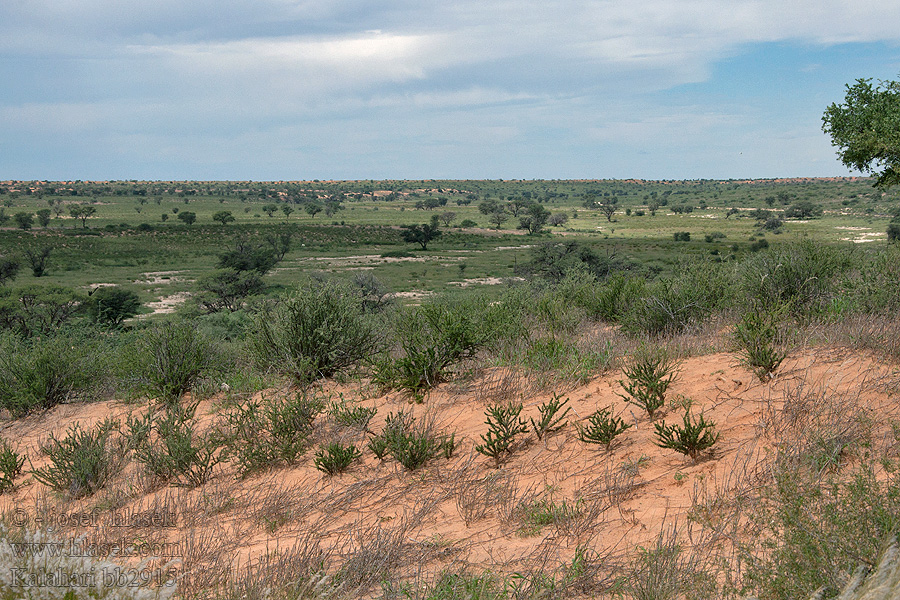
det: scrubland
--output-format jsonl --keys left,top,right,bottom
{"left": 1, "top": 178, "right": 900, "bottom": 599}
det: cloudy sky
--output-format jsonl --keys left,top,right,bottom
{"left": 2, "top": 1, "right": 899, "bottom": 181}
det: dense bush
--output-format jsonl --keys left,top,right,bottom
{"left": 31, "top": 419, "right": 124, "bottom": 499}
{"left": 0, "top": 285, "right": 83, "bottom": 337}
{"left": 250, "top": 279, "right": 382, "bottom": 384}
{"left": 0, "top": 332, "right": 107, "bottom": 417}
{"left": 374, "top": 296, "right": 491, "bottom": 397}
{"left": 130, "top": 403, "right": 221, "bottom": 488}
{"left": 85, "top": 287, "right": 142, "bottom": 326}
{"left": 621, "top": 262, "right": 731, "bottom": 335}
{"left": 126, "top": 321, "right": 219, "bottom": 403}
{"left": 738, "top": 240, "right": 850, "bottom": 313}
{"left": 223, "top": 393, "right": 325, "bottom": 477}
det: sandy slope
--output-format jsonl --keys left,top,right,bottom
{"left": 2, "top": 346, "right": 899, "bottom": 595}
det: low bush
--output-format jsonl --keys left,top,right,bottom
{"left": 733, "top": 307, "right": 786, "bottom": 381}
{"left": 313, "top": 442, "right": 360, "bottom": 476}
{"left": 475, "top": 403, "right": 528, "bottom": 466}
{"left": 374, "top": 297, "right": 491, "bottom": 398}
{"left": 530, "top": 393, "right": 571, "bottom": 440}
{"left": 654, "top": 410, "right": 718, "bottom": 460}
{"left": 131, "top": 404, "right": 221, "bottom": 488}
{"left": 618, "top": 345, "right": 680, "bottom": 420}
{"left": 223, "top": 393, "right": 325, "bottom": 478}
{"left": 330, "top": 397, "right": 377, "bottom": 431}
{"left": 576, "top": 406, "right": 631, "bottom": 450}
{"left": 369, "top": 411, "right": 455, "bottom": 470}
{"left": 620, "top": 262, "right": 731, "bottom": 335}
{"left": 0, "top": 438, "right": 25, "bottom": 493}
{"left": 250, "top": 279, "right": 382, "bottom": 385}
{"left": 126, "top": 321, "right": 219, "bottom": 404}
{"left": 746, "top": 463, "right": 900, "bottom": 600}
{"left": 85, "top": 287, "right": 142, "bottom": 326}
{"left": 30, "top": 419, "right": 124, "bottom": 499}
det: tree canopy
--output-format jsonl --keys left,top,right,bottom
{"left": 823, "top": 77, "right": 900, "bottom": 189}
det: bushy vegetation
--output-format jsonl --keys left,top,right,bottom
{"left": 0, "top": 331, "right": 107, "bottom": 417}
{"left": 30, "top": 419, "right": 124, "bottom": 499}
{"left": 5, "top": 177, "right": 900, "bottom": 599}
{"left": 250, "top": 279, "right": 382, "bottom": 385}
{"left": 126, "top": 322, "right": 219, "bottom": 403}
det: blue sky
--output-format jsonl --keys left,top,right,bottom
{"left": 2, "top": 0, "right": 899, "bottom": 181}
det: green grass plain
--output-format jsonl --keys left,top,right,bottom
{"left": 0, "top": 177, "right": 895, "bottom": 313}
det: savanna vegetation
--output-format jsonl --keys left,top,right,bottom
{"left": 2, "top": 80, "right": 900, "bottom": 600}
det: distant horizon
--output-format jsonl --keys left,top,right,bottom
{"left": 0, "top": 176, "right": 875, "bottom": 186}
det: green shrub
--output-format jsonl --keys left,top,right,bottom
{"left": 86, "top": 287, "right": 142, "bottom": 326}
{"left": 475, "top": 403, "right": 528, "bottom": 466}
{"left": 250, "top": 279, "right": 382, "bottom": 385}
{"left": 374, "top": 297, "right": 490, "bottom": 398}
{"left": 739, "top": 241, "right": 851, "bottom": 313}
{"left": 30, "top": 420, "right": 124, "bottom": 499}
{"left": 132, "top": 404, "right": 221, "bottom": 487}
{"left": 127, "top": 321, "right": 218, "bottom": 403}
{"left": 618, "top": 346, "right": 680, "bottom": 420}
{"left": 576, "top": 406, "right": 631, "bottom": 450}
{"left": 223, "top": 393, "right": 325, "bottom": 477}
{"left": 530, "top": 393, "right": 571, "bottom": 440}
{"left": 733, "top": 308, "right": 786, "bottom": 381}
{"left": 620, "top": 262, "right": 730, "bottom": 335}
{"left": 0, "top": 332, "right": 107, "bottom": 417}
{"left": 330, "top": 398, "right": 377, "bottom": 431}
{"left": 368, "top": 411, "right": 455, "bottom": 470}
{"left": 313, "top": 442, "right": 360, "bottom": 476}
{"left": 673, "top": 231, "right": 691, "bottom": 242}
{"left": 0, "top": 438, "right": 25, "bottom": 493}
{"left": 654, "top": 410, "right": 718, "bottom": 460}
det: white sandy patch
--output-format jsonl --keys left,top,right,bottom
{"left": 835, "top": 226, "right": 871, "bottom": 231}
{"left": 138, "top": 271, "right": 187, "bottom": 284}
{"left": 449, "top": 277, "right": 525, "bottom": 287}
{"left": 140, "top": 292, "right": 191, "bottom": 317}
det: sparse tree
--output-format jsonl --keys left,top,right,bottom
{"left": 438, "top": 211, "right": 456, "bottom": 227}
{"left": 599, "top": 197, "right": 619, "bottom": 222}
{"left": 177, "top": 211, "right": 196, "bottom": 225}
{"left": 212, "top": 210, "right": 235, "bottom": 225}
{"left": 36, "top": 209, "right": 52, "bottom": 228}
{"left": 519, "top": 204, "right": 550, "bottom": 235}
{"left": 488, "top": 209, "right": 509, "bottom": 229}
{"left": 305, "top": 202, "right": 323, "bottom": 218}
{"left": 548, "top": 212, "right": 569, "bottom": 227}
{"left": 86, "top": 287, "right": 141, "bottom": 327}
{"left": 0, "top": 256, "right": 19, "bottom": 286}
{"left": 262, "top": 204, "right": 278, "bottom": 217}
{"left": 14, "top": 212, "right": 33, "bottom": 230}
{"left": 281, "top": 205, "right": 294, "bottom": 219}
{"left": 401, "top": 221, "right": 442, "bottom": 250}
{"left": 24, "top": 246, "right": 52, "bottom": 277}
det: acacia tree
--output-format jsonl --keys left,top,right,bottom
{"left": 823, "top": 76, "right": 900, "bottom": 189}
{"left": 519, "top": 204, "right": 550, "bottom": 235}
{"left": 402, "top": 220, "right": 442, "bottom": 250}
{"left": 212, "top": 210, "right": 235, "bottom": 225}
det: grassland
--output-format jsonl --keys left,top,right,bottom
{"left": 0, "top": 177, "right": 893, "bottom": 310}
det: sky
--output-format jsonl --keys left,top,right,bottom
{"left": 2, "top": 0, "right": 900, "bottom": 181}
